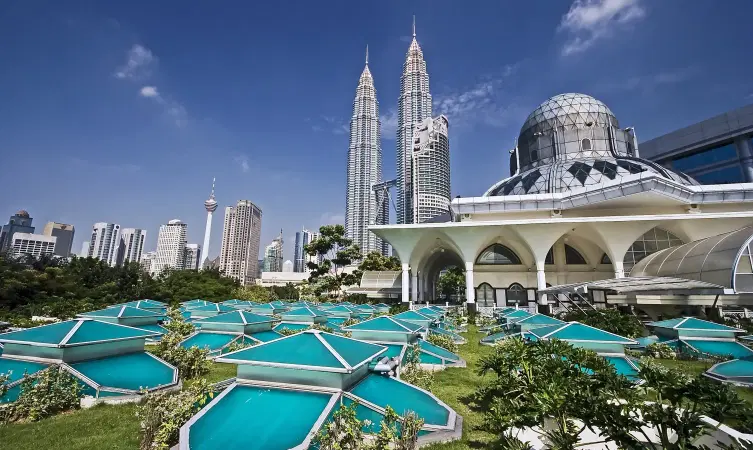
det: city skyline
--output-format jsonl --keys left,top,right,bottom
{"left": 2, "top": 1, "right": 753, "bottom": 262}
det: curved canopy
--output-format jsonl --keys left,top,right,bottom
{"left": 630, "top": 225, "right": 753, "bottom": 293}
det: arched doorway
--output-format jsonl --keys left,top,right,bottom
{"left": 476, "top": 282, "right": 495, "bottom": 307}
{"left": 506, "top": 282, "right": 526, "bottom": 306}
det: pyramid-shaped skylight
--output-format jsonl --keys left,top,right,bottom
{"left": 528, "top": 322, "right": 636, "bottom": 345}
{"left": 415, "top": 307, "right": 441, "bottom": 317}
{"left": 649, "top": 317, "right": 743, "bottom": 332}
{"left": 514, "top": 314, "right": 564, "bottom": 326}
{"left": 344, "top": 316, "right": 423, "bottom": 333}
{"left": 393, "top": 310, "right": 434, "bottom": 322}
{"left": 191, "top": 303, "right": 235, "bottom": 313}
{"left": 0, "top": 319, "right": 159, "bottom": 347}
{"left": 327, "top": 305, "right": 357, "bottom": 313}
{"left": 119, "top": 299, "right": 167, "bottom": 310}
{"left": 284, "top": 306, "right": 328, "bottom": 317}
{"left": 196, "top": 311, "right": 275, "bottom": 325}
{"left": 218, "top": 330, "right": 386, "bottom": 372}
{"left": 79, "top": 305, "right": 161, "bottom": 319}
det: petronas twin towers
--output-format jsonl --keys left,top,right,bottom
{"left": 345, "top": 19, "right": 450, "bottom": 256}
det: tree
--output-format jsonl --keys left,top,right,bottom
{"left": 560, "top": 308, "right": 644, "bottom": 338}
{"left": 271, "top": 283, "right": 299, "bottom": 300}
{"left": 436, "top": 266, "right": 465, "bottom": 302}
{"left": 232, "top": 284, "right": 277, "bottom": 303}
{"left": 358, "top": 251, "right": 401, "bottom": 272}
{"left": 305, "top": 225, "right": 362, "bottom": 297}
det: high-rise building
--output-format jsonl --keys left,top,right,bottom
{"left": 10, "top": 233, "right": 56, "bottom": 259}
{"left": 293, "top": 228, "right": 314, "bottom": 272}
{"left": 411, "top": 115, "right": 451, "bottom": 222}
{"left": 80, "top": 241, "right": 90, "bottom": 258}
{"left": 346, "top": 46, "right": 384, "bottom": 255}
{"left": 282, "top": 260, "right": 294, "bottom": 272}
{"left": 140, "top": 251, "right": 157, "bottom": 274}
{"left": 396, "top": 18, "right": 434, "bottom": 224}
{"left": 152, "top": 219, "right": 187, "bottom": 276}
{"left": 119, "top": 228, "right": 147, "bottom": 265}
{"left": 42, "top": 222, "right": 75, "bottom": 257}
{"left": 184, "top": 244, "right": 201, "bottom": 270}
{"left": 201, "top": 178, "right": 217, "bottom": 269}
{"left": 0, "top": 210, "right": 35, "bottom": 253}
{"left": 263, "top": 230, "right": 284, "bottom": 272}
{"left": 219, "top": 200, "right": 263, "bottom": 285}
{"left": 88, "top": 222, "right": 121, "bottom": 266}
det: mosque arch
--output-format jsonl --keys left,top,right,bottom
{"left": 624, "top": 226, "right": 685, "bottom": 273}
{"left": 476, "top": 244, "right": 522, "bottom": 265}
{"left": 564, "top": 244, "right": 587, "bottom": 265}
{"left": 476, "top": 282, "right": 495, "bottom": 307}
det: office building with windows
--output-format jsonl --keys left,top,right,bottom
{"left": 152, "top": 220, "right": 187, "bottom": 276}
{"left": 410, "top": 115, "right": 451, "bottom": 223}
{"left": 10, "top": 233, "right": 56, "bottom": 259}
{"left": 263, "top": 231, "right": 283, "bottom": 273}
{"left": 117, "top": 228, "right": 146, "bottom": 265}
{"left": 42, "top": 222, "right": 75, "bottom": 257}
{"left": 80, "top": 241, "right": 90, "bottom": 258}
{"left": 219, "top": 200, "right": 262, "bottom": 285}
{"left": 88, "top": 222, "right": 121, "bottom": 266}
{"left": 184, "top": 244, "right": 201, "bottom": 270}
{"left": 640, "top": 103, "right": 753, "bottom": 184}
{"left": 293, "top": 228, "right": 320, "bottom": 272}
{"left": 0, "top": 210, "right": 35, "bottom": 253}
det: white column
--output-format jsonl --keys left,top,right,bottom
{"left": 536, "top": 260, "right": 547, "bottom": 306}
{"left": 465, "top": 261, "right": 475, "bottom": 304}
{"left": 200, "top": 211, "right": 213, "bottom": 269}
{"left": 411, "top": 273, "right": 419, "bottom": 303}
{"left": 613, "top": 260, "right": 625, "bottom": 279}
{"left": 401, "top": 263, "right": 410, "bottom": 304}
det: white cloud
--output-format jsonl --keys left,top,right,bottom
{"left": 559, "top": 0, "right": 645, "bottom": 55}
{"left": 319, "top": 212, "right": 345, "bottom": 226}
{"left": 379, "top": 109, "right": 398, "bottom": 139}
{"left": 234, "top": 155, "right": 250, "bottom": 173}
{"left": 597, "top": 67, "right": 695, "bottom": 92}
{"left": 320, "top": 116, "right": 350, "bottom": 135}
{"left": 139, "top": 86, "right": 159, "bottom": 98}
{"left": 114, "top": 44, "right": 155, "bottom": 79}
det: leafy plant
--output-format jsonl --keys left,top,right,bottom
{"left": 304, "top": 225, "right": 363, "bottom": 297}
{"left": 437, "top": 266, "right": 465, "bottom": 302}
{"left": 341, "top": 318, "right": 361, "bottom": 328}
{"left": 224, "top": 340, "right": 255, "bottom": 353}
{"left": 152, "top": 316, "right": 210, "bottom": 379}
{"left": 1, "top": 366, "right": 82, "bottom": 423}
{"left": 311, "top": 324, "right": 334, "bottom": 333}
{"left": 400, "top": 344, "right": 434, "bottom": 392}
{"left": 426, "top": 332, "right": 458, "bottom": 353}
{"left": 277, "top": 327, "right": 303, "bottom": 336}
{"left": 232, "top": 284, "right": 277, "bottom": 303}
{"left": 559, "top": 308, "right": 644, "bottom": 338}
{"left": 137, "top": 378, "right": 214, "bottom": 450}
{"left": 0, "top": 371, "right": 10, "bottom": 399}
{"left": 646, "top": 342, "right": 676, "bottom": 359}
{"left": 313, "top": 400, "right": 365, "bottom": 449}
{"left": 389, "top": 304, "right": 409, "bottom": 315}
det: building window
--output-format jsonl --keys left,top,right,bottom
{"left": 624, "top": 227, "right": 684, "bottom": 273}
{"left": 476, "top": 283, "right": 495, "bottom": 307}
{"left": 672, "top": 143, "right": 738, "bottom": 172}
{"left": 581, "top": 138, "right": 592, "bottom": 151}
{"left": 476, "top": 244, "right": 522, "bottom": 265}
{"left": 530, "top": 150, "right": 538, "bottom": 161}
{"left": 564, "top": 244, "right": 587, "bottom": 264}
{"left": 506, "top": 283, "right": 526, "bottom": 305}
{"left": 694, "top": 165, "right": 744, "bottom": 184}
{"left": 601, "top": 253, "right": 612, "bottom": 264}
{"left": 545, "top": 248, "right": 554, "bottom": 265}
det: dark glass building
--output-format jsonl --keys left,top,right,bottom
{"left": 0, "top": 210, "right": 35, "bottom": 253}
{"left": 639, "top": 103, "right": 753, "bottom": 184}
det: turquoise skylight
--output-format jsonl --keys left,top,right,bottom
{"left": 343, "top": 316, "right": 422, "bottom": 333}
{"left": 649, "top": 317, "right": 743, "bottom": 332}
{"left": 284, "top": 306, "right": 328, "bottom": 317}
{"left": 195, "top": 311, "right": 275, "bottom": 326}
{"left": 392, "top": 311, "right": 434, "bottom": 322}
{"left": 682, "top": 339, "right": 753, "bottom": 359}
{"left": 528, "top": 322, "right": 636, "bottom": 344}
{"left": 0, "top": 319, "right": 158, "bottom": 347}
{"left": 79, "top": 305, "right": 161, "bottom": 319}
{"left": 70, "top": 352, "right": 176, "bottom": 392}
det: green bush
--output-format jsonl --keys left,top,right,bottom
{"left": 277, "top": 327, "right": 303, "bottom": 336}
{"left": 137, "top": 378, "right": 214, "bottom": 450}
{"left": 646, "top": 342, "right": 676, "bottom": 359}
{"left": 0, "top": 371, "right": 10, "bottom": 399}
{"left": 1, "top": 366, "right": 82, "bottom": 423}
{"left": 400, "top": 344, "right": 434, "bottom": 392}
{"left": 224, "top": 340, "right": 255, "bottom": 353}
{"left": 341, "top": 318, "right": 361, "bottom": 328}
{"left": 560, "top": 308, "right": 645, "bottom": 338}
{"left": 152, "top": 316, "right": 210, "bottom": 380}
{"left": 426, "top": 333, "right": 458, "bottom": 354}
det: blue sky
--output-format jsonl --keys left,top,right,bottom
{"left": 1, "top": 0, "right": 752, "bottom": 261}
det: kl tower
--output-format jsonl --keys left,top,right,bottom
{"left": 201, "top": 178, "right": 217, "bottom": 269}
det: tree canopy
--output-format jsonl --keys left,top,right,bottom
{"left": 304, "top": 225, "right": 362, "bottom": 297}
{"left": 437, "top": 266, "right": 465, "bottom": 302}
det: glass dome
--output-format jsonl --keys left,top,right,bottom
{"left": 485, "top": 93, "right": 698, "bottom": 196}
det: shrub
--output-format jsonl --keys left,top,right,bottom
{"left": 646, "top": 342, "right": 676, "bottom": 359}
{"left": 152, "top": 332, "right": 210, "bottom": 379}
{"left": 389, "top": 304, "right": 409, "bottom": 315}
{"left": 400, "top": 344, "right": 434, "bottom": 392}
{"left": 426, "top": 333, "right": 458, "bottom": 354}
{"left": 313, "top": 402, "right": 423, "bottom": 450}
{"left": 341, "top": 318, "right": 361, "bottom": 328}
{"left": 224, "top": 340, "right": 255, "bottom": 353}
{"left": 137, "top": 378, "right": 214, "bottom": 450}
{"left": 277, "top": 327, "right": 304, "bottom": 336}
{"left": 0, "top": 371, "right": 10, "bottom": 398}
{"left": 560, "top": 308, "right": 644, "bottom": 338}
{"left": 1, "top": 367, "right": 81, "bottom": 423}
{"left": 162, "top": 308, "right": 195, "bottom": 337}
{"left": 311, "top": 324, "right": 334, "bottom": 333}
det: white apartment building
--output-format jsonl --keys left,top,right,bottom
{"left": 140, "top": 251, "right": 157, "bottom": 274}
{"left": 219, "top": 200, "right": 262, "bottom": 285}
{"left": 151, "top": 219, "right": 187, "bottom": 276}
{"left": 80, "top": 241, "right": 90, "bottom": 258}
{"left": 184, "top": 244, "right": 201, "bottom": 270}
{"left": 119, "top": 228, "right": 147, "bottom": 265}
{"left": 88, "top": 222, "right": 121, "bottom": 266}
{"left": 11, "top": 233, "right": 56, "bottom": 259}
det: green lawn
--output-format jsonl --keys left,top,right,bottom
{"left": 0, "top": 403, "right": 139, "bottom": 450}
{"left": 424, "top": 326, "right": 494, "bottom": 449}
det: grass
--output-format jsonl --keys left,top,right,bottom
{"left": 424, "top": 326, "right": 494, "bottom": 449}
{"left": 0, "top": 403, "right": 139, "bottom": 450}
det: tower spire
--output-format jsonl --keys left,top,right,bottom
{"left": 210, "top": 177, "right": 216, "bottom": 199}
{"left": 365, "top": 45, "right": 369, "bottom": 65}
{"left": 412, "top": 15, "right": 416, "bottom": 37}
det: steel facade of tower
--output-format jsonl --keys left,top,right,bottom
{"left": 345, "top": 49, "right": 384, "bottom": 255}
{"left": 396, "top": 23, "right": 434, "bottom": 224}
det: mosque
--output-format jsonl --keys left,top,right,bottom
{"left": 370, "top": 94, "right": 753, "bottom": 315}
